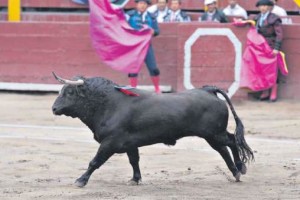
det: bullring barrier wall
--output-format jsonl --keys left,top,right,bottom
{"left": 0, "top": 21, "right": 299, "bottom": 99}
{"left": 0, "top": 0, "right": 299, "bottom": 12}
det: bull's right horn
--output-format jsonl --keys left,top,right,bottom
{"left": 52, "top": 72, "right": 84, "bottom": 85}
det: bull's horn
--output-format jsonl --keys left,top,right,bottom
{"left": 52, "top": 72, "right": 84, "bottom": 85}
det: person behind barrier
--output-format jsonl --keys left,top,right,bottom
{"left": 147, "top": 0, "right": 170, "bottom": 23}
{"left": 223, "top": 0, "right": 248, "bottom": 20}
{"left": 255, "top": 0, "right": 283, "bottom": 101}
{"left": 163, "top": 0, "right": 191, "bottom": 22}
{"left": 200, "top": 0, "right": 228, "bottom": 23}
{"left": 126, "top": 0, "right": 161, "bottom": 93}
{"left": 271, "top": 0, "right": 287, "bottom": 17}
{"left": 236, "top": 0, "right": 285, "bottom": 102}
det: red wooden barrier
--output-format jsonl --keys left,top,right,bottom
{"left": 0, "top": 12, "right": 90, "bottom": 22}
{"left": 0, "top": 22, "right": 178, "bottom": 91}
{"left": 1, "top": 21, "right": 300, "bottom": 99}
{"left": 0, "top": 0, "right": 299, "bottom": 12}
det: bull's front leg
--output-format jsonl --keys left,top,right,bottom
{"left": 75, "top": 142, "right": 114, "bottom": 187}
{"left": 127, "top": 148, "right": 142, "bottom": 185}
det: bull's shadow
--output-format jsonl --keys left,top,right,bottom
{"left": 51, "top": 72, "right": 254, "bottom": 187}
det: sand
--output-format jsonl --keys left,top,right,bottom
{"left": 0, "top": 92, "right": 299, "bottom": 199}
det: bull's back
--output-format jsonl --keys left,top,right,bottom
{"left": 177, "top": 89, "right": 229, "bottom": 134}
{"left": 128, "top": 89, "right": 229, "bottom": 142}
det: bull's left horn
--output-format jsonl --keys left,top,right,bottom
{"left": 52, "top": 72, "right": 84, "bottom": 85}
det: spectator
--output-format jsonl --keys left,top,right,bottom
{"left": 271, "top": 0, "right": 287, "bottom": 17}
{"left": 163, "top": 0, "right": 191, "bottom": 22}
{"left": 223, "top": 0, "right": 248, "bottom": 20}
{"left": 148, "top": 0, "right": 170, "bottom": 23}
{"left": 200, "top": 0, "right": 228, "bottom": 23}
{"left": 126, "top": 0, "right": 161, "bottom": 93}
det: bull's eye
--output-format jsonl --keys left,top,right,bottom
{"left": 67, "top": 90, "right": 74, "bottom": 96}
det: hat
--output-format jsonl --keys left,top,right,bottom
{"left": 204, "top": 0, "right": 216, "bottom": 5}
{"left": 256, "top": 0, "right": 274, "bottom": 7}
{"left": 135, "top": 0, "right": 152, "bottom": 5}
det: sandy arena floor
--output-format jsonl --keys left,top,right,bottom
{"left": 0, "top": 92, "right": 299, "bottom": 199}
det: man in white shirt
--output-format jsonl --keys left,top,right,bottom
{"left": 271, "top": 0, "right": 287, "bottom": 17}
{"left": 147, "top": 0, "right": 170, "bottom": 23}
{"left": 223, "top": 0, "right": 248, "bottom": 20}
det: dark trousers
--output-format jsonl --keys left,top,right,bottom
{"left": 128, "top": 44, "right": 160, "bottom": 77}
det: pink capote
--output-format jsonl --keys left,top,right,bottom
{"left": 89, "top": 0, "right": 152, "bottom": 73}
{"left": 234, "top": 20, "right": 288, "bottom": 91}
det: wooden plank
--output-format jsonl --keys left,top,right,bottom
{"left": 191, "top": 67, "right": 235, "bottom": 82}
{"left": 21, "top": 12, "right": 89, "bottom": 22}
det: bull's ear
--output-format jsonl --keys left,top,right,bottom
{"left": 76, "top": 86, "right": 86, "bottom": 97}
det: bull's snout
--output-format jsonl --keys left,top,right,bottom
{"left": 52, "top": 106, "right": 58, "bottom": 115}
{"left": 52, "top": 105, "right": 61, "bottom": 115}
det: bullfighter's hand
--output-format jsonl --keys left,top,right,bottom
{"left": 273, "top": 49, "right": 279, "bottom": 55}
{"left": 150, "top": 28, "right": 155, "bottom": 36}
{"left": 233, "top": 18, "right": 242, "bottom": 22}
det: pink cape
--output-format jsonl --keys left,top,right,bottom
{"left": 239, "top": 27, "right": 288, "bottom": 91}
{"left": 89, "top": 0, "right": 152, "bottom": 73}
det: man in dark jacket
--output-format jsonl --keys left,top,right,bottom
{"left": 163, "top": 0, "right": 191, "bottom": 22}
{"left": 255, "top": 0, "right": 283, "bottom": 51}
{"left": 254, "top": 0, "right": 283, "bottom": 101}
{"left": 126, "top": 0, "right": 161, "bottom": 93}
{"left": 200, "top": 0, "right": 228, "bottom": 23}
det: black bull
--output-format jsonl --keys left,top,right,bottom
{"left": 51, "top": 73, "right": 254, "bottom": 187}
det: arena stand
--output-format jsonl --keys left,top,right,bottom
{"left": 0, "top": 0, "right": 300, "bottom": 99}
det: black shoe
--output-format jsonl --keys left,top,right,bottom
{"left": 260, "top": 95, "right": 270, "bottom": 101}
{"left": 269, "top": 98, "right": 277, "bottom": 103}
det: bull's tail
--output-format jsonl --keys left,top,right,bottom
{"left": 203, "top": 86, "right": 254, "bottom": 163}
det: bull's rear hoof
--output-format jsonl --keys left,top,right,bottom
{"left": 240, "top": 164, "right": 247, "bottom": 175}
{"left": 236, "top": 162, "right": 247, "bottom": 175}
{"left": 127, "top": 179, "right": 142, "bottom": 186}
{"left": 234, "top": 172, "right": 241, "bottom": 182}
{"left": 74, "top": 179, "right": 88, "bottom": 188}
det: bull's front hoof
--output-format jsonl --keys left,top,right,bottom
{"left": 127, "top": 178, "right": 142, "bottom": 186}
{"left": 234, "top": 172, "right": 241, "bottom": 182}
{"left": 74, "top": 178, "right": 88, "bottom": 188}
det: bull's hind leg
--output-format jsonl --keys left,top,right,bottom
{"left": 206, "top": 138, "right": 241, "bottom": 182}
{"left": 127, "top": 148, "right": 142, "bottom": 185}
{"left": 227, "top": 133, "right": 247, "bottom": 175}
